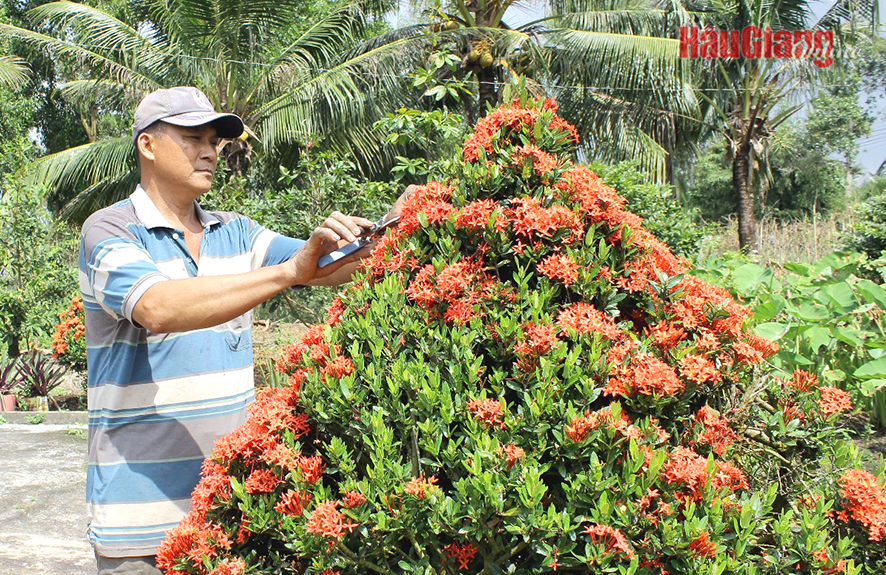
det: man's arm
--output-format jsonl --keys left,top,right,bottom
{"left": 133, "top": 212, "right": 371, "bottom": 333}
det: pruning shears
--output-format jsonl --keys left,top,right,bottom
{"left": 317, "top": 214, "right": 400, "bottom": 268}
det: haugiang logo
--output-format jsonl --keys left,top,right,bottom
{"left": 679, "top": 26, "right": 835, "bottom": 68}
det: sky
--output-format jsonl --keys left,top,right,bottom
{"left": 391, "top": 1, "right": 885, "bottom": 176}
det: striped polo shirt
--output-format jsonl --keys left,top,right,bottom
{"left": 80, "top": 186, "right": 303, "bottom": 557}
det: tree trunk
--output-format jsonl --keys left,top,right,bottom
{"left": 477, "top": 66, "right": 497, "bottom": 117}
{"left": 733, "top": 144, "right": 757, "bottom": 253}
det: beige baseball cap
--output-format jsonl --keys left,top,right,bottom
{"left": 132, "top": 87, "right": 244, "bottom": 145}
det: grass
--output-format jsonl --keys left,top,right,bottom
{"left": 699, "top": 211, "right": 856, "bottom": 267}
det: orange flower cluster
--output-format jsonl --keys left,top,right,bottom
{"left": 404, "top": 474, "right": 438, "bottom": 499}
{"left": 305, "top": 500, "right": 358, "bottom": 548}
{"left": 556, "top": 302, "right": 622, "bottom": 341}
{"left": 838, "top": 469, "right": 886, "bottom": 541}
{"left": 817, "top": 386, "right": 852, "bottom": 417}
{"left": 537, "top": 253, "right": 580, "bottom": 286}
{"left": 398, "top": 181, "right": 454, "bottom": 236}
{"left": 687, "top": 531, "right": 717, "bottom": 558}
{"left": 462, "top": 98, "right": 574, "bottom": 163}
{"left": 678, "top": 354, "right": 722, "bottom": 385}
{"left": 454, "top": 199, "right": 497, "bottom": 231}
{"left": 340, "top": 490, "right": 365, "bottom": 509}
{"left": 565, "top": 407, "right": 615, "bottom": 443}
{"left": 787, "top": 369, "right": 818, "bottom": 392}
{"left": 514, "top": 322, "right": 560, "bottom": 356}
{"left": 245, "top": 468, "right": 281, "bottom": 494}
{"left": 51, "top": 296, "right": 85, "bottom": 358}
{"left": 512, "top": 143, "right": 562, "bottom": 176}
{"left": 505, "top": 197, "right": 584, "bottom": 247}
{"left": 443, "top": 541, "right": 478, "bottom": 570}
{"left": 157, "top": 516, "right": 232, "bottom": 573}
{"left": 321, "top": 356, "right": 354, "bottom": 379}
{"left": 582, "top": 524, "right": 635, "bottom": 560}
{"left": 466, "top": 398, "right": 506, "bottom": 429}
{"left": 206, "top": 558, "right": 245, "bottom": 575}
{"left": 662, "top": 447, "right": 747, "bottom": 502}
{"left": 501, "top": 443, "right": 524, "bottom": 470}
{"left": 275, "top": 489, "right": 312, "bottom": 517}
{"left": 605, "top": 352, "right": 683, "bottom": 398}
{"left": 693, "top": 406, "right": 736, "bottom": 456}
{"left": 405, "top": 258, "right": 499, "bottom": 325}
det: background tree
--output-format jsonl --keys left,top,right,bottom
{"left": 0, "top": 0, "right": 428, "bottom": 222}
{"left": 687, "top": 0, "right": 879, "bottom": 252}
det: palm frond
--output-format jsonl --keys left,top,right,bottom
{"left": 0, "top": 55, "right": 29, "bottom": 89}
{"left": 0, "top": 23, "right": 162, "bottom": 92}
{"left": 24, "top": 137, "right": 136, "bottom": 217}
{"left": 256, "top": 33, "right": 429, "bottom": 151}
{"left": 59, "top": 169, "right": 140, "bottom": 223}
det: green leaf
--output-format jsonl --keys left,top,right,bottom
{"left": 820, "top": 281, "right": 857, "bottom": 311}
{"left": 855, "top": 357, "right": 886, "bottom": 379}
{"left": 753, "top": 322, "right": 790, "bottom": 341}
{"left": 857, "top": 279, "right": 886, "bottom": 310}
{"left": 805, "top": 326, "right": 832, "bottom": 354}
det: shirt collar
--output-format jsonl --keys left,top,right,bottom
{"left": 131, "top": 185, "right": 221, "bottom": 231}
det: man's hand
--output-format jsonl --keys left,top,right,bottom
{"left": 388, "top": 184, "right": 419, "bottom": 220}
{"left": 285, "top": 211, "right": 374, "bottom": 286}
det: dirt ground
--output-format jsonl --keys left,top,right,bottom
{"left": 0, "top": 424, "right": 93, "bottom": 575}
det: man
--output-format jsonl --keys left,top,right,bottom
{"left": 80, "top": 87, "right": 405, "bottom": 574}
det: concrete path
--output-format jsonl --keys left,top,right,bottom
{"left": 0, "top": 424, "right": 93, "bottom": 575}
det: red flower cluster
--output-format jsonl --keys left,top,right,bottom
{"left": 455, "top": 199, "right": 497, "bottom": 231}
{"left": 693, "top": 406, "right": 736, "bottom": 455}
{"left": 605, "top": 352, "right": 683, "bottom": 398}
{"left": 51, "top": 296, "right": 85, "bottom": 358}
{"left": 501, "top": 443, "right": 524, "bottom": 470}
{"left": 405, "top": 258, "right": 499, "bottom": 325}
{"left": 688, "top": 531, "right": 717, "bottom": 558}
{"left": 443, "top": 541, "right": 478, "bottom": 570}
{"left": 245, "top": 468, "right": 281, "bottom": 494}
{"left": 275, "top": 489, "right": 311, "bottom": 517}
{"left": 582, "top": 524, "right": 635, "bottom": 560}
{"left": 467, "top": 398, "right": 506, "bottom": 429}
{"left": 787, "top": 369, "right": 818, "bottom": 392}
{"left": 537, "top": 253, "right": 580, "bottom": 286}
{"left": 555, "top": 302, "right": 621, "bottom": 341}
{"left": 662, "top": 447, "right": 748, "bottom": 502}
{"left": 462, "top": 98, "right": 573, "bottom": 163}
{"left": 404, "top": 474, "right": 439, "bottom": 499}
{"left": 817, "top": 386, "right": 852, "bottom": 417}
{"left": 305, "top": 500, "right": 358, "bottom": 545}
{"left": 512, "top": 143, "right": 562, "bottom": 176}
{"left": 838, "top": 469, "right": 886, "bottom": 541}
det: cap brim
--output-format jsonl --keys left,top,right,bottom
{"left": 162, "top": 111, "right": 245, "bottom": 139}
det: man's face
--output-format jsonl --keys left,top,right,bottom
{"left": 144, "top": 123, "right": 221, "bottom": 196}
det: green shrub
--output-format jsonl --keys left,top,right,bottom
{"left": 158, "top": 97, "right": 885, "bottom": 575}
{"left": 694, "top": 251, "right": 886, "bottom": 428}
{"left": 841, "top": 193, "right": 886, "bottom": 277}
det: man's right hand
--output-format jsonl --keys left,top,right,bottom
{"left": 285, "top": 211, "right": 374, "bottom": 287}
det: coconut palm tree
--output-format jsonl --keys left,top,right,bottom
{"left": 688, "top": 0, "right": 879, "bottom": 252}
{"left": 410, "top": 0, "right": 704, "bottom": 182}
{"left": 0, "top": 0, "right": 428, "bottom": 221}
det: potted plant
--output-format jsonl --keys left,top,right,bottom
{"left": 16, "top": 350, "right": 65, "bottom": 411}
{"left": 0, "top": 360, "right": 21, "bottom": 411}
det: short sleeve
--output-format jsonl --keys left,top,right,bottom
{"left": 245, "top": 218, "right": 305, "bottom": 269}
{"left": 80, "top": 216, "right": 170, "bottom": 323}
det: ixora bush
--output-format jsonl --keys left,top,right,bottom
{"left": 51, "top": 295, "right": 86, "bottom": 372}
{"left": 158, "top": 97, "right": 886, "bottom": 575}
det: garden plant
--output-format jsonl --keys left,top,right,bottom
{"left": 51, "top": 294, "right": 86, "bottom": 372}
{"left": 157, "top": 96, "right": 885, "bottom": 574}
